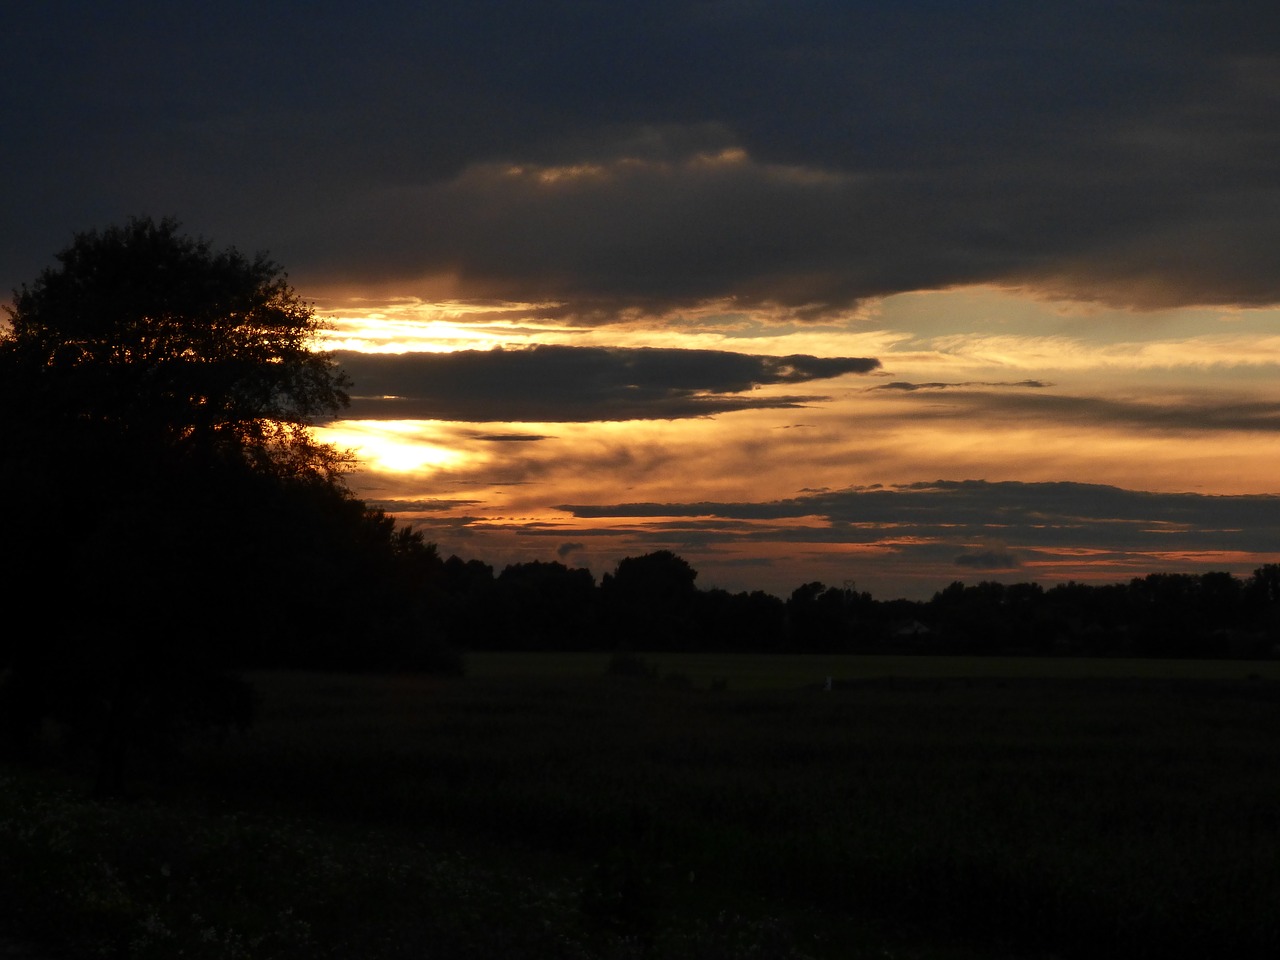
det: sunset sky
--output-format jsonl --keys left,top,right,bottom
{"left": 7, "top": 1, "right": 1280, "bottom": 598}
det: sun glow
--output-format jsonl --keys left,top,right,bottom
{"left": 309, "top": 294, "right": 895, "bottom": 358}
{"left": 317, "top": 420, "right": 469, "bottom": 474}
{"left": 318, "top": 316, "right": 518, "bottom": 353}
{"left": 311, "top": 297, "right": 581, "bottom": 353}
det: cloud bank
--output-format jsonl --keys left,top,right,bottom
{"left": 555, "top": 480, "right": 1280, "bottom": 556}
{"left": 6, "top": 1, "right": 1280, "bottom": 317}
{"left": 335, "top": 346, "right": 880, "bottom": 421}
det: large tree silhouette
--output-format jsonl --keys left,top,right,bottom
{"left": 602, "top": 550, "right": 700, "bottom": 649}
{"left": 2, "top": 216, "right": 350, "bottom": 478}
{"left": 0, "top": 218, "right": 415, "bottom": 791}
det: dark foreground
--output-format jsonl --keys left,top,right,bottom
{"left": 3, "top": 661, "right": 1280, "bottom": 959}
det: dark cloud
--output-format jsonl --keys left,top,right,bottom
{"left": 5, "top": 2, "right": 1280, "bottom": 314}
{"left": 556, "top": 542, "right": 585, "bottom": 560}
{"left": 881, "top": 389, "right": 1280, "bottom": 434}
{"left": 955, "top": 548, "right": 1022, "bottom": 571}
{"left": 335, "top": 345, "right": 879, "bottom": 422}
{"left": 365, "top": 499, "right": 483, "bottom": 513}
{"left": 874, "top": 380, "right": 1051, "bottom": 392}
{"left": 554, "top": 480, "right": 1280, "bottom": 554}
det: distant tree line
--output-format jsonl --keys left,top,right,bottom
{"left": 414, "top": 549, "right": 1280, "bottom": 660}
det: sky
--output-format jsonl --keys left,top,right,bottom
{"left": 6, "top": 0, "right": 1280, "bottom": 599}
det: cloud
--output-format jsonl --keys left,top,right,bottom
{"left": 365, "top": 499, "right": 483, "bottom": 513}
{"left": 553, "top": 480, "right": 1280, "bottom": 554}
{"left": 908, "top": 330, "right": 1280, "bottom": 373}
{"left": 5, "top": 2, "right": 1280, "bottom": 315}
{"left": 556, "top": 542, "right": 585, "bottom": 560}
{"left": 335, "top": 345, "right": 880, "bottom": 422}
{"left": 877, "top": 389, "right": 1280, "bottom": 435}
{"left": 955, "top": 547, "right": 1022, "bottom": 571}
{"left": 873, "top": 380, "right": 1051, "bottom": 392}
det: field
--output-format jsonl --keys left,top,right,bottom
{"left": 468, "top": 650, "right": 1280, "bottom": 685}
{"left": 4, "top": 654, "right": 1280, "bottom": 959}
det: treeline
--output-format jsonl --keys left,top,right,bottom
{"left": 412, "top": 549, "right": 1280, "bottom": 660}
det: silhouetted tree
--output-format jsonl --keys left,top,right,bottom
{"left": 1248, "top": 564, "right": 1280, "bottom": 605}
{"left": 602, "top": 551, "right": 699, "bottom": 649}
{"left": 436, "top": 556, "right": 499, "bottom": 647}
{"left": 2, "top": 217, "right": 350, "bottom": 479}
{"left": 696, "top": 588, "right": 787, "bottom": 652}
{"left": 787, "top": 582, "right": 862, "bottom": 652}
{"left": 1198, "top": 571, "right": 1243, "bottom": 628}
{"left": 0, "top": 217, "right": 449, "bottom": 791}
{"left": 929, "top": 580, "right": 1048, "bottom": 652}
{"left": 493, "top": 561, "right": 598, "bottom": 649}
{"left": 1127, "top": 573, "right": 1208, "bottom": 656}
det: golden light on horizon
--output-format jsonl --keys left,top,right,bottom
{"left": 307, "top": 292, "right": 901, "bottom": 360}
{"left": 317, "top": 316, "right": 514, "bottom": 353}
{"left": 317, "top": 420, "right": 470, "bottom": 474}
{"left": 291, "top": 284, "right": 1280, "bottom": 598}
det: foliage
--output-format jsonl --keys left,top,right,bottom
{"left": 426, "top": 547, "right": 1280, "bottom": 659}
{"left": 1, "top": 216, "right": 350, "bottom": 480}
{"left": 494, "top": 561, "right": 599, "bottom": 651}
{"left": 0, "top": 219, "right": 456, "bottom": 792}
{"left": 601, "top": 550, "right": 700, "bottom": 650}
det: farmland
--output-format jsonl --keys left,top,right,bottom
{"left": 4, "top": 654, "right": 1280, "bottom": 958}
{"left": 468, "top": 650, "right": 1280, "bottom": 685}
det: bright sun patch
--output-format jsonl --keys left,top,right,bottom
{"left": 317, "top": 421, "right": 469, "bottom": 474}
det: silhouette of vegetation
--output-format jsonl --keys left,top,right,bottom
{"left": 602, "top": 549, "right": 700, "bottom": 650}
{"left": 422, "top": 548, "right": 1280, "bottom": 660}
{"left": 3, "top": 217, "right": 350, "bottom": 480}
{"left": 0, "top": 218, "right": 457, "bottom": 792}
{"left": 495, "top": 560, "right": 598, "bottom": 651}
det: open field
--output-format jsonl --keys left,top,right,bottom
{"left": 468, "top": 650, "right": 1280, "bottom": 685}
{"left": 5, "top": 655, "right": 1280, "bottom": 958}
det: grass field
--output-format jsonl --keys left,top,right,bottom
{"left": 4, "top": 654, "right": 1280, "bottom": 959}
{"left": 468, "top": 651, "right": 1280, "bottom": 685}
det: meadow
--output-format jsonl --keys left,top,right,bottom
{"left": 468, "top": 650, "right": 1280, "bottom": 685}
{"left": 4, "top": 654, "right": 1280, "bottom": 959}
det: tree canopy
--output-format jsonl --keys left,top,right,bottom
{"left": 2, "top": 216, "right": 350, "bottom": 480}
{"left": 0, "top": 218, "right": 457, "bottom": 791}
